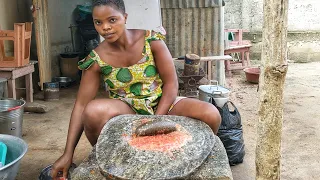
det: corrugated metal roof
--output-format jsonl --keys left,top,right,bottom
{"left": 162, "top": 7, "right": 218, "bottom": 57}
{"left": 160, "top": 0, "right": 225, "bottom": 9}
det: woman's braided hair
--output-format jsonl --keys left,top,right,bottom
{"left": 92, "top": 0, "right": 126, "bottom": 14}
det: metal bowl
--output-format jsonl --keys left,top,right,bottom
{"left": 0, "top": 134, "right": 28, "bottom": 180}
{"left": 52, "top": 77, "right": 74, "bottom": 88}
{"left": 39, "top": 163, "right": 77, "bottom": 180}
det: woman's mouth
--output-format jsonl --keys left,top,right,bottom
{"left": 104, "top": 33, "right": 115, "bottom": 39}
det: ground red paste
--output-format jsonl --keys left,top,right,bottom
{"left": 127, "top": 131, "right": 192, "bottom": 153}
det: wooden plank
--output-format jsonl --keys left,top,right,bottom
{"left": 33, "top": 0, "right": 52, "bottom": 90}
{"left": 207, "top": 61, "right": 212, "bottom": 80}
{"left": 0, "top": 71, "right": 12, "bottom": 79}
{"left": 0, "top": 31, "right": 15, "bottom": 37}
{"left": 0, "top": 37, "right": 15, "bottom": 41}
{"left": 225, "top": 45, "right": 252, "bottom": 50}
{"left": 7, "top": 79, "right": 16, "bottom": 99}
{"left": 224, "top": 29, "right": 249, "bottom": 33}
{"left": 200, "top": 55, "right": 233, "bottom": 61}
{"left": 11, "top": 65, "right": 34, "bottom": 79}
{"left": 173, "top": 55, "right": 233, "bottom": 62}
{"left": 26, "top": 73, "right": 33, "bottom": 102}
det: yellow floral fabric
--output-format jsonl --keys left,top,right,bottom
{"left": 78, "top": 30, "right": 165, "bottom": 115}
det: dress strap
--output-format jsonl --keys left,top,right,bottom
{"left": 78, "top": 50, "right": 109, "bottom": 70}
{"left": 145, "top": 29, "right": 166, "bottom": 43}
{"left": 78, "top": 51, "right": 98, "bottom": 70}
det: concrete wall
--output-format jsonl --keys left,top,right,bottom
{"left": 224, "top": 0, "right": 320, "bottom": 62}
{"left": 0, "top": 0, "right": 33, "bottom": 97}
{"left": 0, "top": 0, "right": 31, "bottom": 55}
{"left": 46, "top": 0, "right": 91, "bottom": 77}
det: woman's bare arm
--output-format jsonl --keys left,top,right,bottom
{"left": 151, "top": 40, "right": 179, "bottom": 115}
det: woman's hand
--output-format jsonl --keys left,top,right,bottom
{"left": 51, "top": 153, "right": 73, "bottom": 180}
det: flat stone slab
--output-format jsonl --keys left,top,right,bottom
{"left": 71, "top": 136, "right": 233, "bottom": 180}
{"left": 96, "top": 115, "right": 215, "bottom": 180}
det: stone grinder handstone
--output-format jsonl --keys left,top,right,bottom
{"left": 71, "top": 115, "right": 233, "bottom": 180}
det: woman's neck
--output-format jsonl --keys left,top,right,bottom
{"left": 109, "top": 29, "right": 132, "bottom": 51}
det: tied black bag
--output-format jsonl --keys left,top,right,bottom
{"left": 210, "top": 98, "right": 245, "bottom": 166}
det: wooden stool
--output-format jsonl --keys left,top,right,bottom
{"left": 0, "top": 22, "right": 32, "bottom": 67}
{"left": 0, "top": 61, "right": 36, "bottom": 102}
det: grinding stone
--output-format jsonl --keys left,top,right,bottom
{"left": 96, "top": 115, "right": 216, "bottom": 180}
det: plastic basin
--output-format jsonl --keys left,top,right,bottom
{"left": 0, "top": 134, "right": 28, "bottom": 180}
{"left": 243, "top": 67, "right": 260, "bottom": 84}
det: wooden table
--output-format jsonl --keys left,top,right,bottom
{"left": 224, "top": 44, "right": 252, "bottom": 76}
{"left": 0, "top": 61, "right": 36, "bottom": 102}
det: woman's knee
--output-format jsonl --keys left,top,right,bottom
{"left": 82, "top": 100, "right": 119, "bottom": 131}
{"left": 202, "top": 103, "right": 221, "bottom": 125}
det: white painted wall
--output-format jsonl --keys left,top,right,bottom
{"left": 124, "top": 0, "right": 162, "bottom": 30}
{"left": 225, "top": 0, "right": 320, "bottom": 32}
{"left": 288, "top": 0, "right": 320, "bottom": 32}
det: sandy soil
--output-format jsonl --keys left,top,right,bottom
{"left": 14, "top": 62, "right": 320, "bottom": 180}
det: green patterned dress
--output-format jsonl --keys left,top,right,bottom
{"left": 78, "top": 30, "right": 166, "bottom": 115}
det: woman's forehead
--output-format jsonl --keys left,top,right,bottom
{"left": 93, "top": 5, "right": 123, "bottom": 18}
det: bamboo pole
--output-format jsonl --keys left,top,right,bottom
{"left": 255, "top": 0, "right": 289, "bottom": 179}
{"left": 32, "top": 0, "right": 52, "bottom": 90}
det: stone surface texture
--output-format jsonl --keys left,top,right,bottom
{"left": 72, "top": 115, "right": 232, "bottom": 180}
{"left": 96, "top": 115, "right": 215, "bottom": 179}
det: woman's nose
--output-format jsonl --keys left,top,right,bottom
{"left": 102, "top": 24, "right": 111, "bottom": 31}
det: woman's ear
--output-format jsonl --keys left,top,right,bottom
{"left": 124, "top": 13, "right": 128, "bottom": 24}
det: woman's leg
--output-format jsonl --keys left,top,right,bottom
{"left": 168, "top": 98, "right": 221, "bottom": 134}
{"left": 81, "top": 99, "right": 135, "bottom": 145}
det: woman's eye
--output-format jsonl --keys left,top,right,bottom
{"left": 110, "top": 18, "right": 116, "bottom": 23}
{"left": 95, "top": 21, "right": 101, "bottom": 25}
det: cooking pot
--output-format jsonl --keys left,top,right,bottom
{"left": 198, "top": 81, "right": 230, "bottom": 104}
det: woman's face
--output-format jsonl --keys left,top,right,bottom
{"left": 92, "top": 5, "right": 127, "bottom": 43}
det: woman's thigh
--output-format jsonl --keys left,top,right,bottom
{"left": 168, "top": 98, "right": 221, "bottom": 134}
{"left": 82, "top": 98, "right": 135, "bottom": 130}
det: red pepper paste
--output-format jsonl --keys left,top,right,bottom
{"left": 127, "top": 130, "right": 192, "bottom": 154}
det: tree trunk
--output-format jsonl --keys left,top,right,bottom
{"left": 255, "top": 0, "right": 289, "bottom": 180}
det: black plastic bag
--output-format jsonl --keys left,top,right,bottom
{"left": 211, "top": 99, "right": 245, "bottom": 166}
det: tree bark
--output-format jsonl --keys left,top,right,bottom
{"left": 255, "top": 0, "right": 289, "bottom": 180}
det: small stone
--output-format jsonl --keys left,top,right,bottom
{"left": 24, "top": 102, "right": 48, "bottom": 113}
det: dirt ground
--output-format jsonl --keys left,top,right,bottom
{"left": 15, "top": 61, "right": 320, "bottom": 180}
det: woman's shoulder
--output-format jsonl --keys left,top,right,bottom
{"left": 128, "top": 28, "right": 166, "bottom": 39}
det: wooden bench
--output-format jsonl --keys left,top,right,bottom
{"left": 0, "top": 61, "right": 36, "bottom": 102}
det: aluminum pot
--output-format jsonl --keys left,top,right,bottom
{"left": 198, "top": 81, "right": 230, "bottom": 103}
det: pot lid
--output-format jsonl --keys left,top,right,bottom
{"left": 198, "top": 85, "right": 230, "bottom": 95}
{"left": 96, "top": 115, "right": 215, "bottom": 180}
